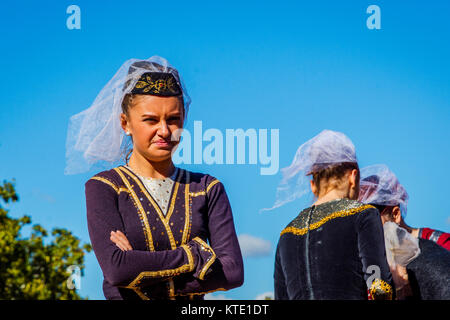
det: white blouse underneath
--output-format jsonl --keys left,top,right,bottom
{"left": 124, "top": 165, "right": 179, "bottom": 216}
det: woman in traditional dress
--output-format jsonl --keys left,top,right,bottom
{"left": 359, "top": 164, "right": 450, "bottom": 299}
{"left": 65, "top": 56, "right": 244, "bottom": 300}
{"left": 271, "top": 130, "right": 393, "bottom": 300}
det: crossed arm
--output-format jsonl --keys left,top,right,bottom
{"left": 86, "top": 177, "right": 244, "bottom": 298}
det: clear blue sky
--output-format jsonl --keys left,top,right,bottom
{"left": 1, "top": 1, "right": 449, "bottom": 299}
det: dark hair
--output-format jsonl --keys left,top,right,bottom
{"left": 309, "top": 162, "right": 360, "bottom": 197}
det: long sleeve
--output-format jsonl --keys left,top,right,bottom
{"left": 86, "top": 178, "right": 214, "bottom": 289}
{"left": 173, "top": 179, "right": 244, "bottom": 296}
{"left": 356, "top": 207, "right": 393, "bottom": 300}
{"left": 274, "top": 240, "right": 288, "bottom": 300}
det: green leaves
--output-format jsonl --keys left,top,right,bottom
{"left": 0, "top": 180, "right": 91, "bottom": 300}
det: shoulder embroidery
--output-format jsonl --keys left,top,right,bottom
{"left": 206, "top": 179, "right": 220, "bottom": 193}
{"left": 280, "top": 204, "right": 375, "bottom": 237}
{"left": 89, "top": 174, "right": 129, "bottom": 195}
{"left": 188, "top": 179, "right": 220, "bottom": 198}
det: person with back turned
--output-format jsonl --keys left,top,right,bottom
{"left": 271, "top": 130, "right": 393, "bottom": 300}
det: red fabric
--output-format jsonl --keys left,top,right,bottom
{"left": 436, "top": 233, "right": 450, "bottom": 251}
{"left": 420, "top": 228, "right": 434, "bottom": 240}
{"left": 420, "top": 228, "right": 450, "bottom": 251}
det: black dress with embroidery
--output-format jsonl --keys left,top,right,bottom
{"left": 274, "top": 199, "right": 393, "bottom": 300}
{"left": 85, "top": 165, "right": 244, "bottom": 300}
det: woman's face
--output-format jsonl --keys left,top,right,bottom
{"left": 121, "top": 95, "right": 184, "bottom": 163}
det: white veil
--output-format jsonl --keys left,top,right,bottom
{"left": 64, "top": 56, "right": 191, "bottom": 175}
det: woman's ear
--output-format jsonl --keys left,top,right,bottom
{"left": 348, "top": 169, "right": 358, "bottom": 189}
{"left": 347, "top": 169, "right": 360, "bottom": 200}
{"left": 392, "top": 206, "right": 402, "bottom": 225}
{"left": 120, "top": 113, "right": 130, "bottom": 134}
{"left": 310, "top": 179, "right": 318, "bottom": 196}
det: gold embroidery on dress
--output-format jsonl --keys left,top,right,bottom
{"left": 165, "top": 180, "right": 180, "bottom": 222}
{"left": 192, "top": 237, "right": 217, "bottom": 281}
{"left": 125, "top": 244, "right": 194, "bottom": 287}
{"left": 118, "top": 166, "right": 178, "bottom": 249}
{"left": 206, "top": 179, "right": 220, "bottom": 193}
{"left": 280, "top": 204, "right": 374, "bottom": 237}
{"left": 113, "top": 167, "right": 155, "bottom": 251}
{"left": 181, "top": 171, "right": 191, "bottom": 245}
{"left": 369, "top": 278, "right": 393, "bottom": 300}
{"left": 171, "top": 287, "right": 228, "bottom": 298}
{"left": 90, "top": 176, "right": 118, "bottom": 193}
{"left": 189, "top": 190, "right": 206, "bottom": 197}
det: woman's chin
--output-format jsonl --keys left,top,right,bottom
{"left": 146, "top": 149, "right": 174, "bottom": 162}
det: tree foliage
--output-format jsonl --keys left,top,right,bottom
{"left": 0, "top": 179, "right": 92, "bottom": 299}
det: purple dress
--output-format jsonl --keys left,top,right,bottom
{"left": 85, "top": 165, "right": 244, "bottom": 300}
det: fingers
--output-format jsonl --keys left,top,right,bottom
{"left": 114, "top": 230, "right": 133, "bottom": 250}
{"left": 110, "top": 230, "right": 133, "bottom": 251}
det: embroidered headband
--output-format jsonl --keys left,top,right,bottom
{"left": 131, "top": 72, "right": 182, "bottom": 96}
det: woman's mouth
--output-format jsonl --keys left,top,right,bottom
{"left": 153, "top": 140, "right": 172, "bottom": 148}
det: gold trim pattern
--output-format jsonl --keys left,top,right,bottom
{"left": 206, "top": 179, "right": 220, "bottom": 193}
{"left": 125, "top": 244, "right": 195, "bottom": 289}
{"left": 192, "top": 237, "right": 217, "bottom": 281}
{"left": 189, "top": 190, "right": 206, "bottom": 197}
{"left": 135, "top": 74, "right": 178, "bottom": 94}
{"left": 113, "top": 168, "right": 155, "bottom": 251}
{"left": 280, "top": 204, "right": 374, "bottom": 237}
{"left": 133, "top": 288, "right": 150, "bottom": 300}
{"left": 165, "top": 180, "right": 180, "bottom": 222}
{"left": 369, "top": 278, "right": 393, "bottom": 300}
{"left": 187, "top": 179, "right": 220, "bottom": 197}
{"left": 118, "top": 166, "right": 178, "bottom": 249}
{"left": 181, "top": 171, "right": 191, "bottom": 245}
{"left": 168, "top": 279, "right": 175, "bottom": 300}
{"left": 172, "top": 287, "right": 228, "bottom": 298}
{"left": 90, "top": 176, "right": 118, "bottom": 193}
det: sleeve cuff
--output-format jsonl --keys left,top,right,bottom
{"left": 368, "top": 278, "right": 393, "bottom": 300}
{"left": 191, "top": 237, "right": 217, "bottom": 281}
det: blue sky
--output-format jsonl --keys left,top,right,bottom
{"left": 1, "top": 1, "right": 449, "bottom": 299}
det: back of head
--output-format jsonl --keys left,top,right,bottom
{"left": 359, "top": 164, "right": 409, "bottom": 217}
{"left": 263, "top": 129, "right": 359, "bottom": 211}
{"left": 309, "top": 161, "right": 360, "bottom": 198}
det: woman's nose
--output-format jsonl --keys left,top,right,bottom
{"left": 157, "top": 121, "right": 170, "bottom": 138}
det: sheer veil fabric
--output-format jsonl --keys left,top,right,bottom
{"left": 64, "top": 56, "right": 191, "bottom": 175}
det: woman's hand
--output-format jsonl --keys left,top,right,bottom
{"left": 390, "top": 264, "right": 413, "bottom": 299}
{"left": 110, "top": 230, "right": 133, "bottom": 251}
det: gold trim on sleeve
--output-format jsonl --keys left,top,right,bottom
{"left": 206, "top": 179, "right": 220, "bottom": 193}
{"left": 280, "top": 204, "right": 375, "bottom": 237}
{"left": 192, "top": 237, "right": 217, "bottom": 281}
{"left": 369, "top": 278, "right": 393, "bottom": 300}
{"left": 172, "top": 287, "right": 228, "bottom": 298}
{"left": 125, "top": 244, "right": 195, "bottom": 289}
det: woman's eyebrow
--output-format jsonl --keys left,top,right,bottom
{"left": 141, "top": 113, "right": 158, "bottom": 118}
{"left": 141, "top": 112, "right": 182, "bottom": 118}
